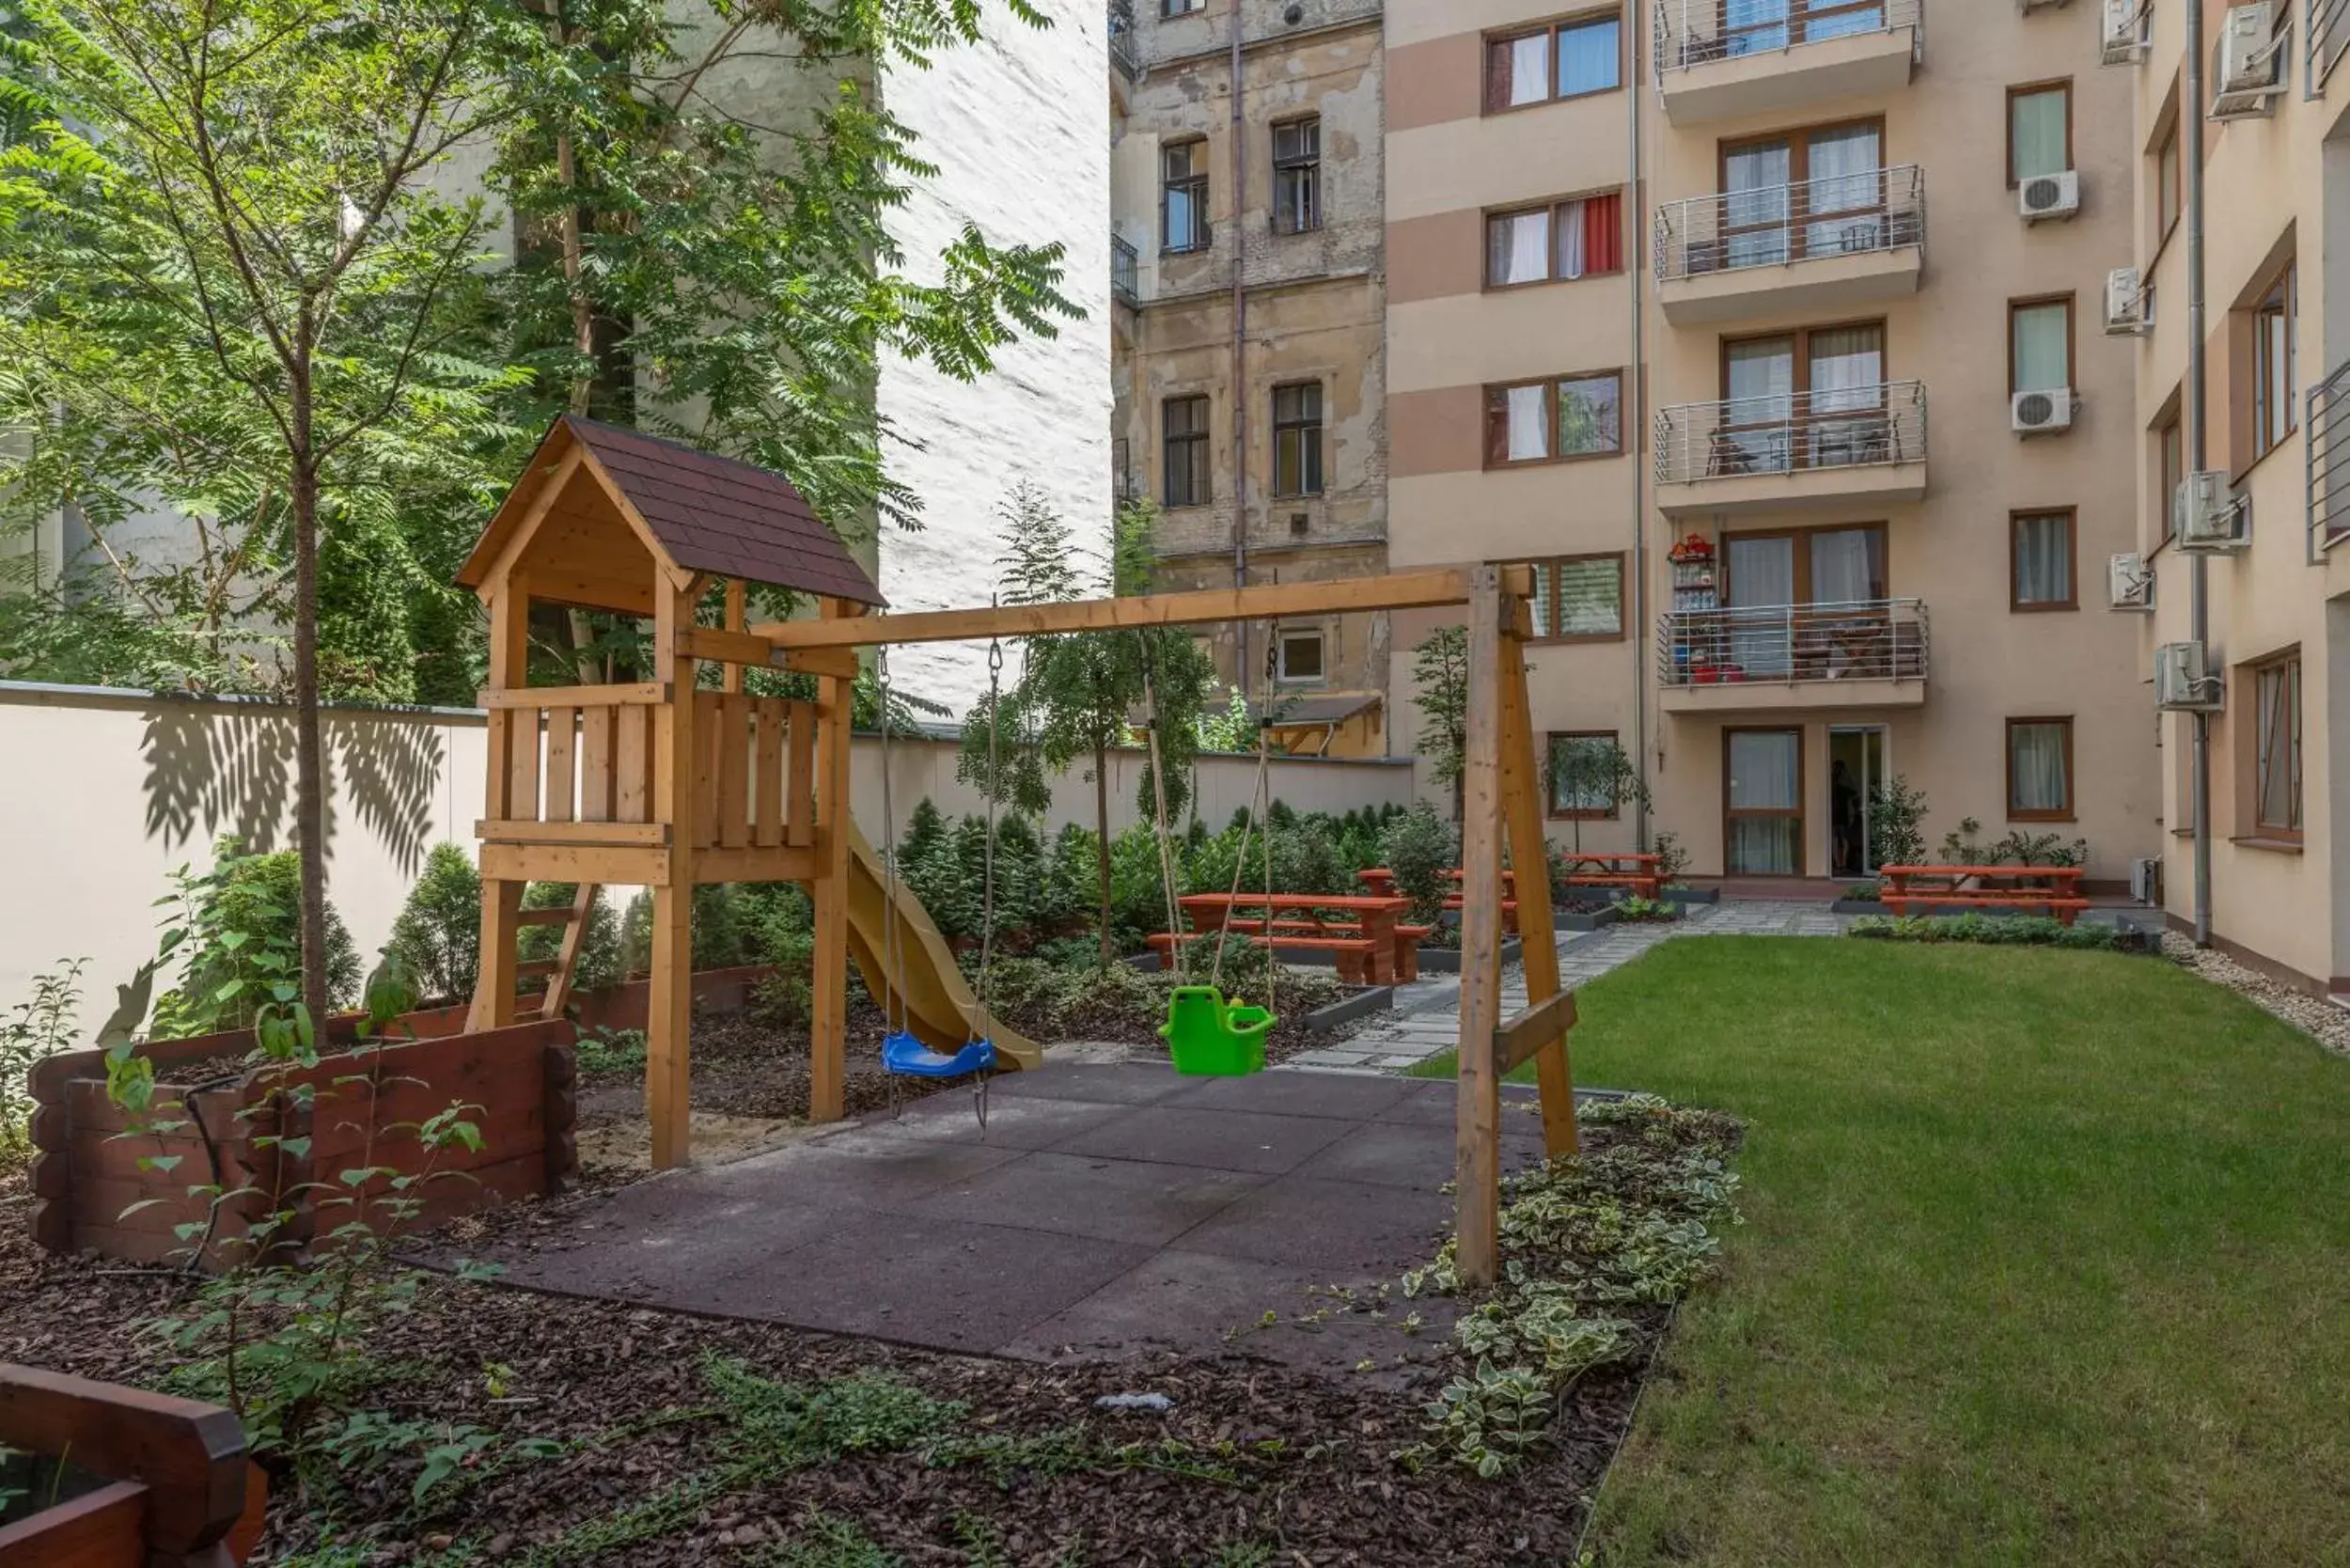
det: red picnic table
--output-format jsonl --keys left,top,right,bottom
{"left": 1170, "top": 891, "right": 1418, "bottom": 985}
{"left": 1879, "top": 864, "right": 2089, "bottom": 924}
{"left": 1553, "top": 853, "right": 1662, "bottom": 900}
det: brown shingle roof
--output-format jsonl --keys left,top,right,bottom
{"left": 564, "top": 417, "right": 885, "bottom": 606}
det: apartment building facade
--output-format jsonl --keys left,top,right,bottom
{"left": 1109, "top": 0, "right": 1392, "bottom": 751}
{"left": 1371, "top": 0, "right": 2164, "bottom": 886}
{"left": 2132, "top": 0, "right": 2350, "bottom": 991}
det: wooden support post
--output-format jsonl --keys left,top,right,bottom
{"left": 1454, "top": 565, "right": 1507, "bottom": 1289}
{"left": 807, "top": 597, "right": 860, "bottom": 1124}
{"left": 647, "top": 581, "right": 698, "bottom": 1169}
{"left": 721, "top": 578, "right": 746, "bottom": 696}
{"left": 1498, "top": 619, "right": 1579, "bottom": 1158}
{"left": 468, "top": 583, "right": 531, "bottom": 1032}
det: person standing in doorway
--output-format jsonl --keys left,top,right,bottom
{"left": 1832, "top": 760, "right": 1861, "bottom": 878}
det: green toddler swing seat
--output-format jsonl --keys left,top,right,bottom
{"left": 1160, "top": 986, "right": 1277, "bottom": 1076}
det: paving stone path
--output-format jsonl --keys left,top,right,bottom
{"left": 1278, "top": 899, "right": 1853, "bottom": 1075}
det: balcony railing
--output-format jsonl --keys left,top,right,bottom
{"left": 1655, "top": 165, "right": 1923, "bottom": 282}
{"left": 1653, "top": 0, "right": 1923, "bottom": 77}
{"left": 2314, "top": 0, "right": 2350, "bottom": 93}
{"left": 1657, "top": 599, "right": 1929, "bottom": 688}
{"left": 1112, "top": 233, "right": 1139, "bottom": 306}
{"left": 1108, "top": 2, "right": 1139, "bottom": 80}
{"left": 1653, "top": 381, "right": 1926, "bottom": 487}
{"left": 2309, "top": 361, "right": 2350, "bottom": 554}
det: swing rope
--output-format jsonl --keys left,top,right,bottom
{"left": 876, "top": 648, "right": 907, "bottom": 1038}
{"left": 1138, "top": 643, "right": 1182, "bottom": 966}
{"left": 973, "top": 633, "right": 1004, "bottom": 1046}
{"left": 1209, "top": 635, "right": 1278, "bottom": 998}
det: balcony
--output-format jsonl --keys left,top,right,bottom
{"left": 1656, "top": 599, "right": 1929, "bottom": 713}
{"left": 1652, "top": 0, "right": 1921, "bottom": 125}
{"left": 2311, "top": 360, "right": 2350, "bottom": 556}
{"left": 1112, "top": 232, "right": 1140, "bottom": 307}
{"left": 1653, "top": 381, "right": 1927, "bottom": 517}
{"left": 1654, "top": 166, "right": 1923, "bottom": 325}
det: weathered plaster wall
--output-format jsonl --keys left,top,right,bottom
{"left": 876, "top": 8, "right": 1115, "bottom": 715}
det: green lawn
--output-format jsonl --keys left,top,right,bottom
{"left": 1418, "top": 938, "right": 2350, "bottom": 1567}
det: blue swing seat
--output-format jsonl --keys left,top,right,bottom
{"left": 881, "top": 1030, "right": 997, "bottom": 1080}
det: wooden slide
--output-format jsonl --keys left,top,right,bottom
{"left": 841, "top": 821, "right": 1044, "bottom": 1072}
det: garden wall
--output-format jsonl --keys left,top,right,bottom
{"left": 0, "top": 681, "right": 1418, "bottom": 1042}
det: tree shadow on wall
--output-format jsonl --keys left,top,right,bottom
{"left": 140, "top": 702, "right": 446, "bottom": 878}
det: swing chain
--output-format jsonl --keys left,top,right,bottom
{"left": 971, "top": 627, "right": 1006, "bottom": 1130}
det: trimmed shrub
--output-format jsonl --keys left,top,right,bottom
{"left": 385, "top": 843, "right": 480, "bottom": 1002}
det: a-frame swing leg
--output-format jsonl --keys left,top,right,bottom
{"left": 1498, "top": 609, "right": 1580, "bottom": 1161}
{"left": 1455, "top": 566, "right": 1509, "bottom": 1288}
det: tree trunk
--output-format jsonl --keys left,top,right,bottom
{"left": 288, "top": 361, "right": 331, "bottom": 1027}
{"left": 1094, "top": 739, "right": 1114, "bottom": 969}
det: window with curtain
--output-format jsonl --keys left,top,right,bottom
{"left": 1485, "top": 372, "right": 1623, "bottom": 465}
{"left": 2010, "top": 299, "right": 2072, "bottom": 393}
{"left": 1723, "top": 140, "right": 1794, "bottom": 268}
{"left": 2159, "top": 414, "right": 2185, "bottom": 537}
{"left": 1163, "top": 395, "right": 1209, "bottom": 507}
{"left": 1486, "top": 15, "right": 1621, "bottom": 110}
{"left": 2007, "top": 719, "right": 2074, "bottom": 820}
{"left": 2008, "top": 84, "right": 2071, "bottom": 184}
{"left": 1485, "top": 193, "right": 1622, "bottom": 285}
{"left": 1162, "top": 142, "right": 1208, "bottom": 253}
{"left": 1548, "top": 732, "right": 1622, "bottom": 818}
{"left": 1804, "top": 124, "right": 1885, "bottom": 255}
{"left": 1802, "top": 0, "right": 1887, "bottom": 43}
{"left": 1526, "top": 556, "right": 1624, "bottom": 640}
{"left": 1726, "top": 0, "right": 1791, "bottom": 55}
{"left": 2254, "top": 263, "right": 2297, "bottom": 459}
{"left": 1726, "top": 729, "right": 1802, "bottom": 874}
{"left": 1272, "top": 383, "right": 1324, "bottom": 497}
{"left": 1808, "top": 526, "right": 1883, "bottom": 604}
{"left": 2012, "top": 511, "right": 2076, "bottom": 609}
{"left": 2255, "top": 653, "right": 2303, "bottom": 836}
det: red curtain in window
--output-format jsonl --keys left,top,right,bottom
{"left": 1483, "top": 39, "right": 1512, "bottom": 114}
{"left": 1581, "top": 192, "right": 1623, "bottom": 276}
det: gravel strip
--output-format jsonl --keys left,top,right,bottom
{"left": 2162, "top": 933, "right": 2350, "bottom": 1057}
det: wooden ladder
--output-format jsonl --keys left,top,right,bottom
{"left": 478, "top": 882, "right": 601, "bottom": 1026}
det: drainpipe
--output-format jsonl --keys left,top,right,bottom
{"left": 2186, "top": 0, "right": 2213, "bottom": 947}
{"left": 1229, "top": 2, "right": 1250, "bottom": 690}
{"left": 1629, "top": 25, "right": 1652, "bottom": 850}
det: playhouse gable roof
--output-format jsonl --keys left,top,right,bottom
{"left": 457, "top": 416, "right": 886, "bottom": 607}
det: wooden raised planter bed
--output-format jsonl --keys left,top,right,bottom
{"left": 27, "top": 1014, "right": 578, "bottom": 1270}
{"left": 0, "top": 1362, "right": 264, "bottom": 1566}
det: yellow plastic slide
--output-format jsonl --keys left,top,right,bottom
{"left": 841, "top": 820, "right": 1043, "bottom": 1072}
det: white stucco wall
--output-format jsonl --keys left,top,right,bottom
{"left": 875, "top": 5, "right": 1115, "bottom": 715}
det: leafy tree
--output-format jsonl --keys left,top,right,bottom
{"left": 1411, "top": 626, "right": 1470, "bottom": 823}
{"left": 1379, "top": 803, "right": 1459, "bottom": 926}
{"left": 1544, "top": 738, "right": 1649, "bottom": 854}
{"left": 1866, "top": 775, "right": 1930, "bottom": 870}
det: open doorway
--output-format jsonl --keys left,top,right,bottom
{"left": 1828, "top": 725, "right": 1888, "bottom": 878}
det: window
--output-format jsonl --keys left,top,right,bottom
{"left": 2158, "top": 410, "right": 2185, "bottom": 538}
{"left": 1162, "top": 395, "right": 1210, "bottom": 508}
{"left": 2007, "top": 82, "right": 2072, "bottom": 186}
{"left": 1272, "top": 118, "right": 1321, "bottom": 235}
{"left": 1272, "top": 382, "right": 1324, "bottom": 497}
{"left": 1163, "top": 0, "right": 1203, "bottom": 15}
{"left": 1162, "top": 141, "right": 1208, "bottom": 253}
{"left": 2253, "top": 652, "right": 2303, "bottom": 838}
{"left": 1719, "top": 119, "right": 1887, "bottom": 268}
{"left": 1527, "top": 555, "right": 1626, "bottom": 641}
{"left": 2253, "top": 262, "right": 2297, "bottom": 460}
{"left": 1717, "top": 322, "right": 1887, "bottom": 473}
{"left": 1725, "top": 729, "right": 1804, "bottom": 876}
{"left": 1484, "top": 370, "right": 1624, "bottom": 465}
{"left": 1485, "top": 13, "right": 1622, "bottom": 111}
{"left": 2154, "top": 115, "right": 2181, "bottom": 243}
{"left": 1547, "top": 732, "right": 1623, "bottom": 819}
{"left": 2011, "top": 510, "right": 2076, "bottom": 611}
{"left": 2006, "top": 718, "right": 2075, "bottom": 822}
{"left": 2010, "top": 298, "right": 2073, "bottom": 395}
{"left": 1275, "top": 628, "right": 1325, "bottom": 684}
{"left": 1485, "top": 191, "right": 1624, "bottom": 287}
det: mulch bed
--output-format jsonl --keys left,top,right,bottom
{"left": 0, "top": 1111, "right": 1700, "bottom": 1565}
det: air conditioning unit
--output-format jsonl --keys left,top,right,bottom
{"left": 2130, "top": 856, "right": 2162, "bottom": 905}
{"left": 2019, "top": 170, "right": 2081, "bottom": 223}
{"left": 2101, "top": 0, "right": 2150, "bottom": 64}
{"left": 2212, "top": 2, "right": 2286, "bottom": 118}
{"left": 2105, "top": 267, "right": 2150, "bottom": 335}
{"left": 2154, "top": 641, "right": 2225, "bottom": 712}
{"left": 2012, "top": 388, "right": 2076, "bottom": 434}
{"left": 2108, "top": 552, "right": 2153, "bottom": 609}
{"left": 2175, "top": 469, "right": 2249, "bottom": 548}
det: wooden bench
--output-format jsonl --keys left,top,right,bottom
{"left": 1555, "top": 853, "right": 1663, "bottom": 902}
{"left": 1147, "top": 931, "right": 1381, "bottom": 985}
{"left": 1879, "top": 865, "right": 2090, "bottom": 926}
